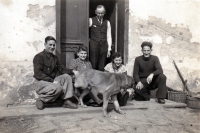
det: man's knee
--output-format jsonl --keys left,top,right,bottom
{"left": 62, "top": 74, "right": 72, "bottom": 80}
{"left": 59, "top": 74, "right": 72, "bottom": 82}
{"left": 55, "top": 84, "right": 63, "bottom": 94}
{"left": 158, "top": 74, "right": 167, "bottom": 80}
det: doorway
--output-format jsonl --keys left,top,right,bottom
{"left": 56, "top": 0, "right": 128, "bottom": 67}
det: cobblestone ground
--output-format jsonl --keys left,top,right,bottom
{"left": 0, "top": 108, "right": 200, "bottom": 133}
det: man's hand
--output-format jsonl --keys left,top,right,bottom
{"left": 147, "top": 73, "right": 154, "bottom": 84}
{"left": 107, "top": 50, "right": 111, "bottom": 57}
{"left": 136, "top": 82, "right": 144, "bottom": 90}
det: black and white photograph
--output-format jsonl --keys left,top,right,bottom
{"left": 0, "top": 0, "right": 200, "bottom": 132}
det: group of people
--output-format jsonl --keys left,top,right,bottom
{"left": 33, "top": 5, "right": 167, "bottom": 110}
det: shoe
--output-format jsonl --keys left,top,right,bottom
{"left": 63, "top": 100, "right": 78, "bottom": 109}
{"left": 157, "top": 98, "right": 165, "bottom": 104}
{"left": 36, "top": 98, "right": 44, "bottom": 110}
{"left": 87, "top": 102, "right": 103, "bottom": 107}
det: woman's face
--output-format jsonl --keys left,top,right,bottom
{"left": 77, "top": 50, "right": 87, "bottom": 60}
{"left": 113, "top": 57, "right": 122, "bottom": 67}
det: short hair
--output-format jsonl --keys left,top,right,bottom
{"left": 141, "top": 41, "right": 153, "bottom": 49}
{"left": 111, "top": 52, "right": 123, "bottom": 63}
{"left": 75, "top": 46, "right": 89, "bottom": 60}
{"left": 77, "top": 46, "right": 88, "bottom": 53}
{"left": 96, "top": 5, "right": 105, "bottom": 11}
{"left": 45, "top": 36, "right": 56, "bottom": 43}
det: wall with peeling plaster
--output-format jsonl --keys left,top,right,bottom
{"left": 0, "top": 0, "right": 200, "bottom": 107}
{"left": 127, "top": 0, "right": 200, "bottom": 93}
{"left": 0, "top": 0, "right": 56, "bottom": 106}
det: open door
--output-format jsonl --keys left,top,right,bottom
{"left": 56, "top": 0, "right": 89, "bottom": 68}
{"left": 56, "top": 0, "right": 128, "bottom": 66}
{"left": 89, "top": 0, "right": 128, "bottom": 64}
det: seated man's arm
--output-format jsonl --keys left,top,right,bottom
{"left": 133, "top": 58, "right": 140, "bottom": 83}
{"left": 133, "top": 58, "right": 143, "bottom": 89}
{"left": 56, "top": 57, "right": 74, "bottom": 75}
{"left": 152, "top": 56, "right": 163, "bottom": 76}
{"left": 33, "top": 55, "right": 54, "bottom": 82}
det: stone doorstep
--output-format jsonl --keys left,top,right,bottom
{"left": 0, "top": 99, "right": 187, "bottom": 119}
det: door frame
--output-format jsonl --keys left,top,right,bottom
{"left": 56, "top": 0, "right": 129, "bottom": 64}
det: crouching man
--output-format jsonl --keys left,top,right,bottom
{"left": 133, "top": 41, "right": 167, "bottom": 104}
{"left": 33, "top": 36, "right": 78, "bottom": 110}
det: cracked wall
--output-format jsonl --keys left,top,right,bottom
{"left": 0, "top": 0, "right": 200, "bottom": 106}
{"left": 127, "top": 0, "right": 200, "bottom": 93}
{"left": 0, "top": 0, "right": 56, "bottom": 106}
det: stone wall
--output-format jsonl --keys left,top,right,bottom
{"left": 127, "top": 0, "right": 200, "bottom": 93}
{"left": 0, "top": 0, "right": 56, "bottom": 106}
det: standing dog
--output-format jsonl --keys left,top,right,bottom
{"left": 74, "top": 69, "right": 134, "bottom": 117}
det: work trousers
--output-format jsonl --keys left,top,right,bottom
{"left": 135, "top": 74, "right": 167, "bottom": 99}
{"left": 33, "top": 74, "right": 74, "bottom": 103}
{"left": 89, "top": 39, "right": 108, "bottom": 71}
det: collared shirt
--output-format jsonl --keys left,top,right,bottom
{"left": 33, "top": 50, "right": 73, "bottom": 82}
{"left": 69, "top": 58, "right": 92, "bottom": 72}
{"left": 104, "top": 63, "right": 127, "bottom": 74}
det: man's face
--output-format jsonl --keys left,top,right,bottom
{"left": 113, "top": 57, "right": 122, "bottom": 67}
{"left": 44, "top": 40, "right": 56, "bottom": 54}
{"left": 95, "top": 8, "right": 106, "bottom": 19}
{"left": 142, "top": 46, "right": 152, "bottom": 57}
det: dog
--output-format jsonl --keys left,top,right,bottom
{"left": 74, "top": 69, "right": 134, "bottom": 117}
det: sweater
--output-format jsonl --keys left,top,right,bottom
{"left": 133, "top": 55, "right": 163, "bottom": 83}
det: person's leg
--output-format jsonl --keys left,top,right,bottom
{"left": 89, "top": 40, "right": 100, "bottom": 70}
{"left": 34, "top": 80, "right": 63, "bottom": 103}
{"left": 150, "top": 74, "right": 167, "bottom": 99}
{"left": 134, "top": 87, "right": 151, "bottom": 101}
{"left": 98, "top": 41, "right": 108, "bottom": 71}
{"left": 54, "top": 74, "right": 78, "bottom": 108}
{"left": 33, "top": 80, "right": 63, "bottom": 109}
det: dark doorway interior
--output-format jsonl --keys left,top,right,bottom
{"left": 56, "top": 0, "right": 128, "bottom": 67}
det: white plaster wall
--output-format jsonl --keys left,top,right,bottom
{"left": 127, "top": 0, "right": 200, "bottom": 92}
{"left": 0, "top": 0, "right": 56, "bottom": 61}
{"left": 0, "top": 0, "right": 56, "bottom": 106}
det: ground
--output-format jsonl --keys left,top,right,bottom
{"left": 0, "top": 100, "right": 199, "bottom": 133}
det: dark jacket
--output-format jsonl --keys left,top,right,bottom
{"left": 33, "top": 50, "right": 73, "bottom": 82}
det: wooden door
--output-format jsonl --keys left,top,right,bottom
{"left": 56, "top": 0, "right": 89, "bottom": 68}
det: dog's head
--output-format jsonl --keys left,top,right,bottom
{"left": 74, "top": 71, "right": 89, "bottom": 89}
{"left": 124, "top": 75, "right": 135, "bottom": 89}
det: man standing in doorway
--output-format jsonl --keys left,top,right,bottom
{"left": 89, "top": 5, "right": 112, "bottom": 71}
{"left": 133, "top": 41, "right": 167, "bottom": 104}
{"left": 33, "top": 36, "right": 78, "bottom": 110}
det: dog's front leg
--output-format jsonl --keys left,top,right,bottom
{"left": 79, "top": 89, "right": 90, "bottom": 108}
{"left": 111, "top": 95, "right": 125, "bottom": 115}
{"left": 102, "top": 93, "right": 110, "bottom": 118}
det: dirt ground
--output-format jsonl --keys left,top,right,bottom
{"left": 0, "top": 107, "right": 199, "bottom": 133}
